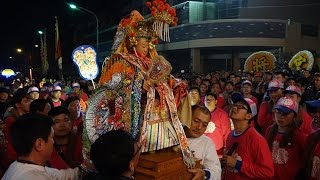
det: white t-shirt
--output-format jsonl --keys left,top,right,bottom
{"left": 188, "top": 135, "right": 222, "bottom": 180}
{"left": 1, "top": 161, "right": 81, "bottom": 180}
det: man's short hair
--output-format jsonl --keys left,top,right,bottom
{"left": 189, "top": 86, "right": 200, "bottom": 95}
{"left": 206, "top": 92, "right": 217, "bottom": 100}
{"left": 192, "top": 104, "right": 211, "bottom": 117}
{"left": 274, "top": 71, "right": 286, "bottom": 78}
{"left": 64, "top": 96, "right": 80, "bottom": 108}
{"left": 10, "top": 113, "right": 53, "bottom": 156}
{"left": 296, "top": 77, "right": 310, "bottom": 88}
{"left": 90, "top": 130, "right": 134, "bottom": 178}
{"left": 11, "top": 91, "right": 29, "bottom": 108}
{"left": 48, "top": 106, "right": 70, "bottom": 118}
{"left": 30, "top": 99, "right": 50, "bottom": 113}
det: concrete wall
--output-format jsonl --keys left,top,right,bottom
{"left": 285, "top": 22, "right": 320, "bottom": 54}
{"left": 240, "top": 0, "right": 320, "bottom": 25}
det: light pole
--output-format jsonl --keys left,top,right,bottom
{"left": 69, "top": 3, "right": 99, "bottom": 50}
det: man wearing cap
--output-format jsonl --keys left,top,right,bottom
{"left": 265, "top": 97, "right": 308, "bottom": 180}
{"left": 69, "top": 82, "right": 88, "bottom": 112}
{"left": 222, "top": 92, "right": 274, "bottom": 179}
{"left": 48, "top": 86, "right": 65, "bottom": 107}
{"left": 283, "top": 85, "right": 313, "bottom": 135}
{"left": 241, "top": 80, "right": 259, "bottom": 110}
{"left": 257, "top": 80, "right": 284, "bottom": 134}
{"left": 27, "top": 86, "right": 39, "bottom": 101}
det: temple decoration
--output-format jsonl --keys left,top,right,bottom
{"left": 72, "top": 45, "right": 99, "bottom": 80}
{"left": 289, "top": 50, "right": 314, "bottom": 71}
{"left": 244, "top": 51, "right": 276, "bottom": 72}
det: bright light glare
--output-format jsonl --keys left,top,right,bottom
{"left": 69, "top": 4, "right": 77, "bottom": 9}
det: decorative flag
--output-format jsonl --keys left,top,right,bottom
{"left": 40, "top": 30, "right": 49, "bottom": 75}
{"left": 55, "top": 16, "right": 63, "bottom": 78}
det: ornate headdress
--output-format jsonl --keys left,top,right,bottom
{"left": 111, "top": 0, "right": 178, "bottom": 54}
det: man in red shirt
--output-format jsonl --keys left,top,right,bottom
{"left": 48, "top": 106, "right": 83, "bottom": 169}
{"left": 2, "top": 92, "right": 31, "bottom": 170}
{"left": 222, "top": 92, "right": 274, "bottom": 179}
{"left": 204, "top": 92, "right": 231, "bottom": 158}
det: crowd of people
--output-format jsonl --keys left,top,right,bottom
{"left": 0, "top": 0, "right": 319, "bottom": 179}
{"left": 0, "top": 67, "right": 319, "bottom": 179}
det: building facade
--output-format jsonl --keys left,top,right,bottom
{"left": 84, "top": 0, "right": 320, "bottom": 74}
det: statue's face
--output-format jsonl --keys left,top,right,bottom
{"left": 136, "top": 38, "right": 149, "bottom": 57}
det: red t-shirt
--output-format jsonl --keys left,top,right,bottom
{"left": 216, "top": 94, "right": 226, "bottom": 109}
{"left": 310, "top": 139, "right": 320, "bottom": 180}
{"left": 2, "top": 116, "right": 17, "bottom": 169}
{"left": 224, "top": 127, "right": 274, "bottom": 180}
{"left": 72, "top": 115, "right": 83, "bottom": 138}
{"left": 265, "top": 128, "right": 307, "bottom": 180}
{"left": 257, "top": 101, "right": 274, "bottom": 135}
{"left": 300, "top": 110, "right": 313, "bottom": 135}
{"left": 49, "top": 132, "right": 83, "bottom": 169}
{"left": 49, "top": 148, "right": 70, "bottom": 169}
{"left": 204, "top": 107, "right": 230, "bottom": 157}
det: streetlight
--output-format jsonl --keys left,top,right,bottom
{"left": 38, "top": 30, "right": 43, "bottom": 35}
{"left": 68, "top": 3, "right": 99, "bottom": 50}
{"left": 16, "top": 48, "right": 22, "bottom": 53}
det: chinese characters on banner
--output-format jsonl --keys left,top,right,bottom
{"left": 244, "top": 51, "right": 276, "bottom": 72}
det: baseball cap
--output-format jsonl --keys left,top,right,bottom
{"left": 72, "top": 82, "right": 80, "bottom": 88}
{"left": 283, "top": 85, "right": 302, "bottom": 96}
{"left": 27, "top": 86, "right": 39, "bottom": 94}
{"left": 305, "top": 99, "right": 320, "bottom": 109}
{"left": 273, "top": 97, "right": 298, "bottom": 114}
{"left": 53, "top": 86, "right": 62, "bottom": 92}
{"left": 231, "top": 92, "right": 257, "bottom": 117}
{"left": 241, "top": 80, "right": 252, "bottom": 87}
{"left": 267, "top": 80, "right": 284, "bottom": 92}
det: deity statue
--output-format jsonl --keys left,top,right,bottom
{"left": 84, "top": 1, "right": 194, "bottom": 168}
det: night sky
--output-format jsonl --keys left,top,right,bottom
{"left": 0, "top": 0, "right": 130, "bottom": 70}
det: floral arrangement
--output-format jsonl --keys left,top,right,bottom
{"left": 146, "top": 0, "right": 178, "bottom": 42}
{"left": 146, "top": 0, "right": 178, "bottom": 26}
